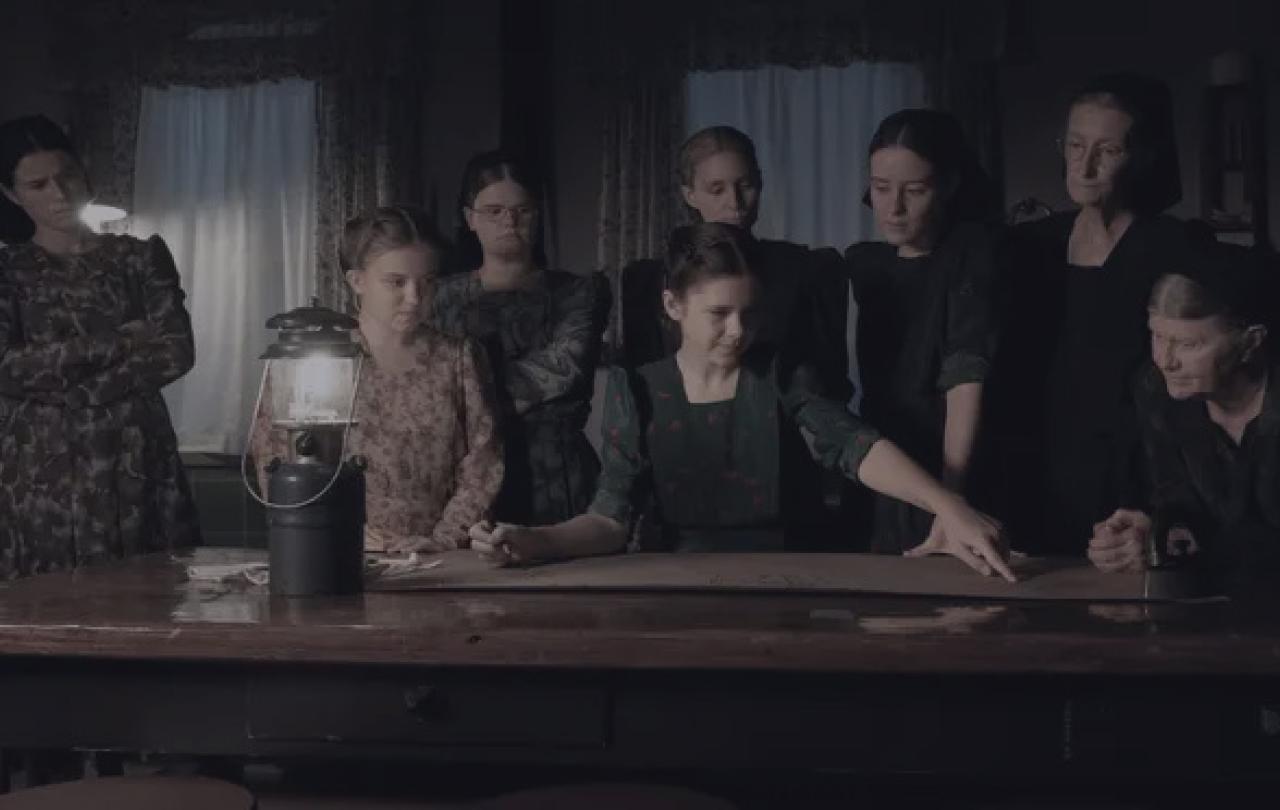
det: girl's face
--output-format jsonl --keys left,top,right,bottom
{"left": 868, "top": 145, "right": 940, "bottom": 255}
{"left": 682, "top": 150, "right": 761, "bottom": 231}
{"left": 663, "top": 274, "right": 759, "bottom": 365}
{"left": 3, "top": 149, "right": 90, "bottom": 236}
{"left": 348, "top": 244, "right": 439, "bottom": 335}
{"left": 465, "top": 179, "right": 538, "bottom": 260}
{"left": 1062, "top": 101, "right": 1133, "bottom": 209}
{"left": 1147, "top": 311, "right": 1263, "bottom": 400}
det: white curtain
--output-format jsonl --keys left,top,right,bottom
{"left": 130, "top": 79, "right": 317, "bottom": 453}
{"left": 686, "top": 63, "right": 926, "bottom": 411}
{"left": 685, "top": 62, "right": 927, "bottom": 251}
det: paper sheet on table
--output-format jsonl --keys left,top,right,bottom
{"left": 367, "top": 550, "right": 1161, "bottom": 602}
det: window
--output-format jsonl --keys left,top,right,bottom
{"left": 685, "top": 62, "right": 927, "bottom": 250}
{"left": 129, "top": 79, "right": 317, "bottom": 452}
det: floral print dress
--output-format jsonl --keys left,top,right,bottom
{"left": 251, "top": 326, "right": 504, "bottom": 552}
{"left": 0, "top": 235, "right": 200, "bottom": 578}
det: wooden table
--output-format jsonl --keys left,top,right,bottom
{"left": 2, "top": 549, "right": 1280, "bottom": 786}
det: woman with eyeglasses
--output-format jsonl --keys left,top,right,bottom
{"left": 431, "top": 151, "right": 610, "bottom": 526}
{"left": 985, "top": 73, "right": 1192, "bottom": 556}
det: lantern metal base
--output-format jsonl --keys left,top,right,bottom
{"left": 266, "top": 458, "right": 366, "bottom": 597}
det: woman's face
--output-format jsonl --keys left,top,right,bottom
{"left": 682, "top": 150, "right": 761, "bottom": 231}
{"left": 348, "top": 244, "right": 439, "bottom": 335}
{"left": 1147, "top": 311, "right": 1262, "bottom": 400}
{"left": 868, "top": 145, "right": 939, "bottom": 254}
{"left": 3, "top": 150, "right": 90, "bottom": 235}
{"left": 1062, "top": 101, "right": 1133, "bottom": 209}
{"left": 663, "top": 274, "right": 759, "bottom": 366}
{"left": 465, "top": 179, "right": 538, "bottom": 261}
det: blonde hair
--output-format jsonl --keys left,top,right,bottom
{"left": 340, "top": 206, "right": 446, "bottom": 273}
{"left": 677, "top": 125, "right": 761, "bottom": 188}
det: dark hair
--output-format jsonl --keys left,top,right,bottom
{"left": 340, "top": 205, "right": 449, "bottom": 273}
{"left": 677, "top": 126, "right": 762, "bottom": 202}
{"left": 0, "top": 115, "right": 84, "bottom": 242}
{"left": 663, "top": 222, "right": 758, "bottom": 297}
{"left": 1066, "top": 73, "right": 1182, "bottom": 215}
{"left": 452, "top": 150, "right": 547, "bottom": 271}
{"left": 863, "top": 108, "right": 998, "bottom": 225}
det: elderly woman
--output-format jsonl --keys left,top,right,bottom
{"left": 1088, "top": 242, "right": 1278, "bottom": 587}
{"left": 987, "top": 73, "right": 1192, "bottom": 556}
{"left": 0, "top": 115, "right": 199, "bottom": 578}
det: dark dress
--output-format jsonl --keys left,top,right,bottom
{"left": 985, "top": 212, "right": 1190, "bottom": 555}
{"left": 1134, "top": 361, "right": 1280, "bottom": 583}
{"left": 431, "top": 269, "right": 610, "bottom": 526}
{"left": 845, "top": 224, "right": 997, "bottom": 554}
{"left": 0, "top": 235, "right": 200, "bottom": 578}
{"left": 590, "top": 351, "right": 881, "bottom": 552}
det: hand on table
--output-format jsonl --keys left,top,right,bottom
{"left": 905, "top": 501, "right": 1017, "bottom": 583}
{"left": 1087, "top": 509, "right": 1150, "bottom": 574}
{"left": 468, "top": 521, "right": 549, "bottom": 567}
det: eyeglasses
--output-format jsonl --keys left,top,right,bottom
{"left": 1057, "top": 137, "right": 1128, "bottom": 170}
{"left": 470, "top": 204, "right": 537, "bottom": 223}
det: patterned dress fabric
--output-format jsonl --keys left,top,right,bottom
{"left": 0, "top": 234, "right": 200, "bottom": 578}
{"left": 431, "top": 270, "right": 611, "bottom": 526}
{"left": 590, "top": 351, "right": 882, "bottom": 552}
{"left": 251, "top": 327, "right": 503, "bottom": 553}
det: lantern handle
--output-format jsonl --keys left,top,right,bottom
{"left": 240, "top": 356, "right": 363, "bottom": 511}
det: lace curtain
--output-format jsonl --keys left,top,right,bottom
{"left": 61, "top": 0, "right": 427, "bottom": 311}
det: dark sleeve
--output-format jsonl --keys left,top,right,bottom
{"left": 620, "top": 259, "right": 668, "bottom": 369}
{"left": 505, "top": 272, "right": 611, "bottom": 413}
{"left": 937, "top": 224, "right": 997, "bottom": 390}
{"left": 778, "top": 360, "right": 882, "bottom": 481}
{"left": 802, "top": 246, "right": 854, "bottom": 403}
{"left": 69, "top": 236, "right": 196, "bottom": 407}
{"left": 0, "top": 250, "right": 134, "bottom": 404}
{"left": 1133, "top": 366, "right": 1213, "bottom": 538}
{"left": 588, "top": 366, "right": 651, "bottom": 527}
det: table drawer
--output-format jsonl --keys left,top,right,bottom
{"left": 248, "top": 674, "right": 607, "bottom": 748}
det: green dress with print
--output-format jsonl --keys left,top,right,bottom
{"left": 591, "top": 351, "right": 881, "bottom": 551}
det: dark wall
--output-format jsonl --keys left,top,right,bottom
{"left": 421, "top": 0, "right": 504, "bottom": 238}
{"left": 0, "top": 3, "right": 72, "bottom": 132}
{"left": 1001, "top": 0, "right": 1280, "bottom": 244}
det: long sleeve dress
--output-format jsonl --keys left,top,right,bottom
{"left": 251, "top": 326, "right": 504, "bottom": 552}
{"left": 0, "top": 235, "right": 200, "bottom": 578}
{"left": 985, "top": 213, "right": 1191, "bottom": 555}
{"left": 845, "top": 223, "right": 997, "bottom": 554}
{"left": 1133, "top": 361, "right": 1280, "bottom": 584}
{"left": 589, "top": 350, "right": 882, "bottom": 552}
{"left": 431, "top": 269, "right": 610, "bottom": 526}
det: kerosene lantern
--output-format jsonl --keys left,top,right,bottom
{"left": 242, "top": 300, "right": 366, "bottom": 597}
